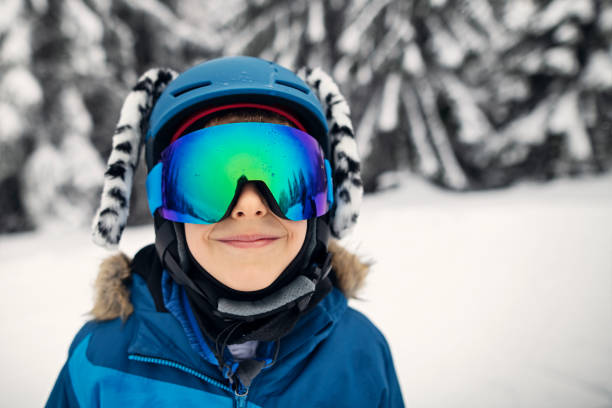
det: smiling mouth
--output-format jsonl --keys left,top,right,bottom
{"left": 218, "top": 237, "right": 280, "bottom": 248}
{"left": 217, "top": 233, "right": 281, "bottom": 248}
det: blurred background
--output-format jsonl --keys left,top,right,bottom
{"left": 0, "top": 0, "right": 611, "bottom": 232}
{"left": 0, "top": 0, "right": 611, "bottom": 406}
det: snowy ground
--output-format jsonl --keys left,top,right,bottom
{"left": 1, "top": 172, "right": 611, "bottom": 407}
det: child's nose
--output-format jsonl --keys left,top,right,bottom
{"left": 230, "top": 182, "right": 269, "bottom": 220}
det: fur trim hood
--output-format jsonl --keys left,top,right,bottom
{"left": 89, "top": 240, "right": 370, "bottom": 322}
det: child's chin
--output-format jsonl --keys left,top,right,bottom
{"left": 224, "top": 270, "right": 282, "bottom": 292}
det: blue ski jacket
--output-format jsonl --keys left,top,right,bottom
{"left": 46, "top": 243, "right": 404, "bottom": 407}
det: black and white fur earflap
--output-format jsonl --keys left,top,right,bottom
{"left": 297, "top": 67, "right": 363, "bottom": 239}
{"left": 92, "top": 68, "right": 178, "bottom": 249}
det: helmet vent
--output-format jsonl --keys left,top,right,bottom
{"left": 275, "top": 79, "right": 310, "bottom": 95}
{"left": 171, "top": 81, "right": 212, "bottom": 97}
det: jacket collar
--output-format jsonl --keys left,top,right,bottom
{"left": 125, "top": 270, "right": 348, "bottom": 377}
{"left": 125, "top": 273, "right": 207, "bottom": 372}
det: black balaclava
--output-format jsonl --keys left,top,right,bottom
{"left": 169, "top": 209, "right": 333, "bottom": 348}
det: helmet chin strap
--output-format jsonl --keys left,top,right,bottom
{"left": 154, "top": 214, "right": 333, "bottom": 321}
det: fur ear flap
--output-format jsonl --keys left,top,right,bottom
{"left": 92, "top": 68, "right": 178, "bottom": 249}
{"left": 297, "top": 67, "right": 364, "bottom": 239}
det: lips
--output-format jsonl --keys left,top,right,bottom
{"left": 217, "top": 234, "right": 281, "bottom": 249}
{"left": 218, "top": 234, "right": 280, "bottom": 242}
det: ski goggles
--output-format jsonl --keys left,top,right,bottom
{"left": 146, "top": 122, "right": 334, "bottom": 224}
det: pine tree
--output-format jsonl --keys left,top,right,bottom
{"left": 1, "top": 0, "right": 611, "bottom": 233}
{"left": 0, "top": 0, "right": 222, "bottom": 232}
{"left": 226, "top": 0, "right": 612, "bottom": 191}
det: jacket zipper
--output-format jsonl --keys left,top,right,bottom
{"left": 234, "top": 381, "right": 248, "bottom": 408}
{"left": 128, "top": 354, "right": 249, "bottom": 406}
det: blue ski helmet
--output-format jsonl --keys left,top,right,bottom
{"left": 145, "top": 56, "right": 330, "bottom": 171}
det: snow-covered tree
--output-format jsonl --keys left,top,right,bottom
{"left": 227, "top": 0, "right": 612, "bottom": 191}
{"left": 0, "top": 0, "right": 223, "bottom": 232}
{"left": 1, "top": 0, "right": 611, "bottom": 233}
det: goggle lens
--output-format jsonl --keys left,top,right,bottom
{"left": 146, "top": 122, "right": 333, "bottom": 223}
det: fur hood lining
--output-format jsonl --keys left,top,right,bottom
{"left": 89, "top": 240, "right": 370, "bottom": 322}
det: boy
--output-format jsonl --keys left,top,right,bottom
{"left": 46, "top": 56, "right": 404, "bottom": 407}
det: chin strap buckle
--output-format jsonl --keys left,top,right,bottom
{"left": 311, "top": 251, "right": 333, "bottom": 282}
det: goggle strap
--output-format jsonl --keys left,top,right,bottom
{"left": 146, "top": 162, "right": 163, "bottom": 216}
{"left": 325, "top": 159, "right": 334, "bottom": 206}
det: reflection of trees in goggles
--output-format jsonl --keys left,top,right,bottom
{"left": 278, "top": 169, "right": 314, "bottom": 218}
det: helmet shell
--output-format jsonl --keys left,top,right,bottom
{"left": 146, "top": 56, "right": 329, "bottom": 169}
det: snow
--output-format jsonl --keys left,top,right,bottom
{"left": 459, "top": 0, "right": 507, "bottom": 51}
{"left": 128, "top": 0, "right": 220, "bottom": 51}
{"left": 225, "top": 10, "right": 280, "bottom": 56}
{"left": 581, "top": 52, "right": 612, "bottom": 90}
{"left": 0, "top": 67, "right": 43, "bottom": 111}
{"left": 356, "top": 63, "right": 372, "bottom": 85}
{"left": 599, "top": 5, "right": 612, "bottom": 32}
{"left": 62, "top": 0, "right": 104, "bottom": 44}
{"left": 548, "top": 91, "right": 592, "bottom": 161}
{"left": 378, "top": 73, "right": 401, "bottom": 132}
{"left": 0, "top": 0, "right": 22, "bottom": 34}
{"left": 277, "top": 21, "right": 303, "bottom": 70}
{"left": 430, "top": 18, "right": 465, "bottom": 69}
{"left": 59, "top": 133, "right": 106, "bottom": 195}
{"left": 543, "top": 47, "right": 579, "bottom": 76}
{"left": 503, "top": 0, "right": 536, "bottom": 31}
{"left": 0, "top": 23, "right": 31, "bottom": 65}
{"left": 370, "top": 18, "right": 414, "bottom": 70}
{"left": 29, "top": 0, "right": 48, "bottom": 14}
{"left": 343, "top": 173, "right": 612, "bottom": 408}
{"left": 531, "top": 0, "right": 594, "bottom": 34}
{"left": 0, "top": 102, "right": 22, "bottom": 144}
{"left": 429, "top": 0, "right": 448, "bottom": 7}
{"left": 0, "top": 102, "right": 26, "bottom": 180}
{"left": 448, "top": 11, "right": 488, "bottom": 54}
{"left": 496, "top": 75, "right": 530, "bottom": 103}
{"left": 21, "top": 143, "right": 72, "bottom": 226}
{"left": 62, "top": 0, "right": 107, "bottom": 75}
{"left": 88, "top": 0, "right": 112, "bottom": 15}
{"left": 2, "top": 173, "right": 611, "bottom": 407}
{"left": 503, "top": 100, "right": 550, "bottom": 145}
{"left": 271, "top": 14, "right": 302, "bottom": 70}
{"left": 60, "top": 87, "right": 93, "bottom": 136}
{"left": 518, "top": 49, "right": 544, "bottom": 74}
{"left": 441, "top": 74, "right": 493, "bottom": 144}
{"left": 402, "top": 43, "right": 425, "bottom": 76}
{"left": 337, "top": 0, "right": 393, "bottom": 55}
{"left": 553, "top": 22, "right": 581, "bottom": 44}
{"left": 332, "top": 56, "right": 352, "bottom": 84}
{"left": 175, "top": 0, "right": 237, "bottom": 47}
{"left": 21, "top": 136, "right": 105, "bottom": 229}
{"left": 307, "top": 0, "right": 325, "bottom": 43}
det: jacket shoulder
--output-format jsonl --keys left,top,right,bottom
{"left": 331, "top": 307, "right": 404, "bottom": 406}
{"left": 310, "top": 305, "right": 394, "bottom": 375}
{"left": 334, "top": 307, "right": 392, "bottom": 353}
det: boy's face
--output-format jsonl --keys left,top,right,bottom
{"left": 184, "top": 181, "right": 307, "bottom": 291}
